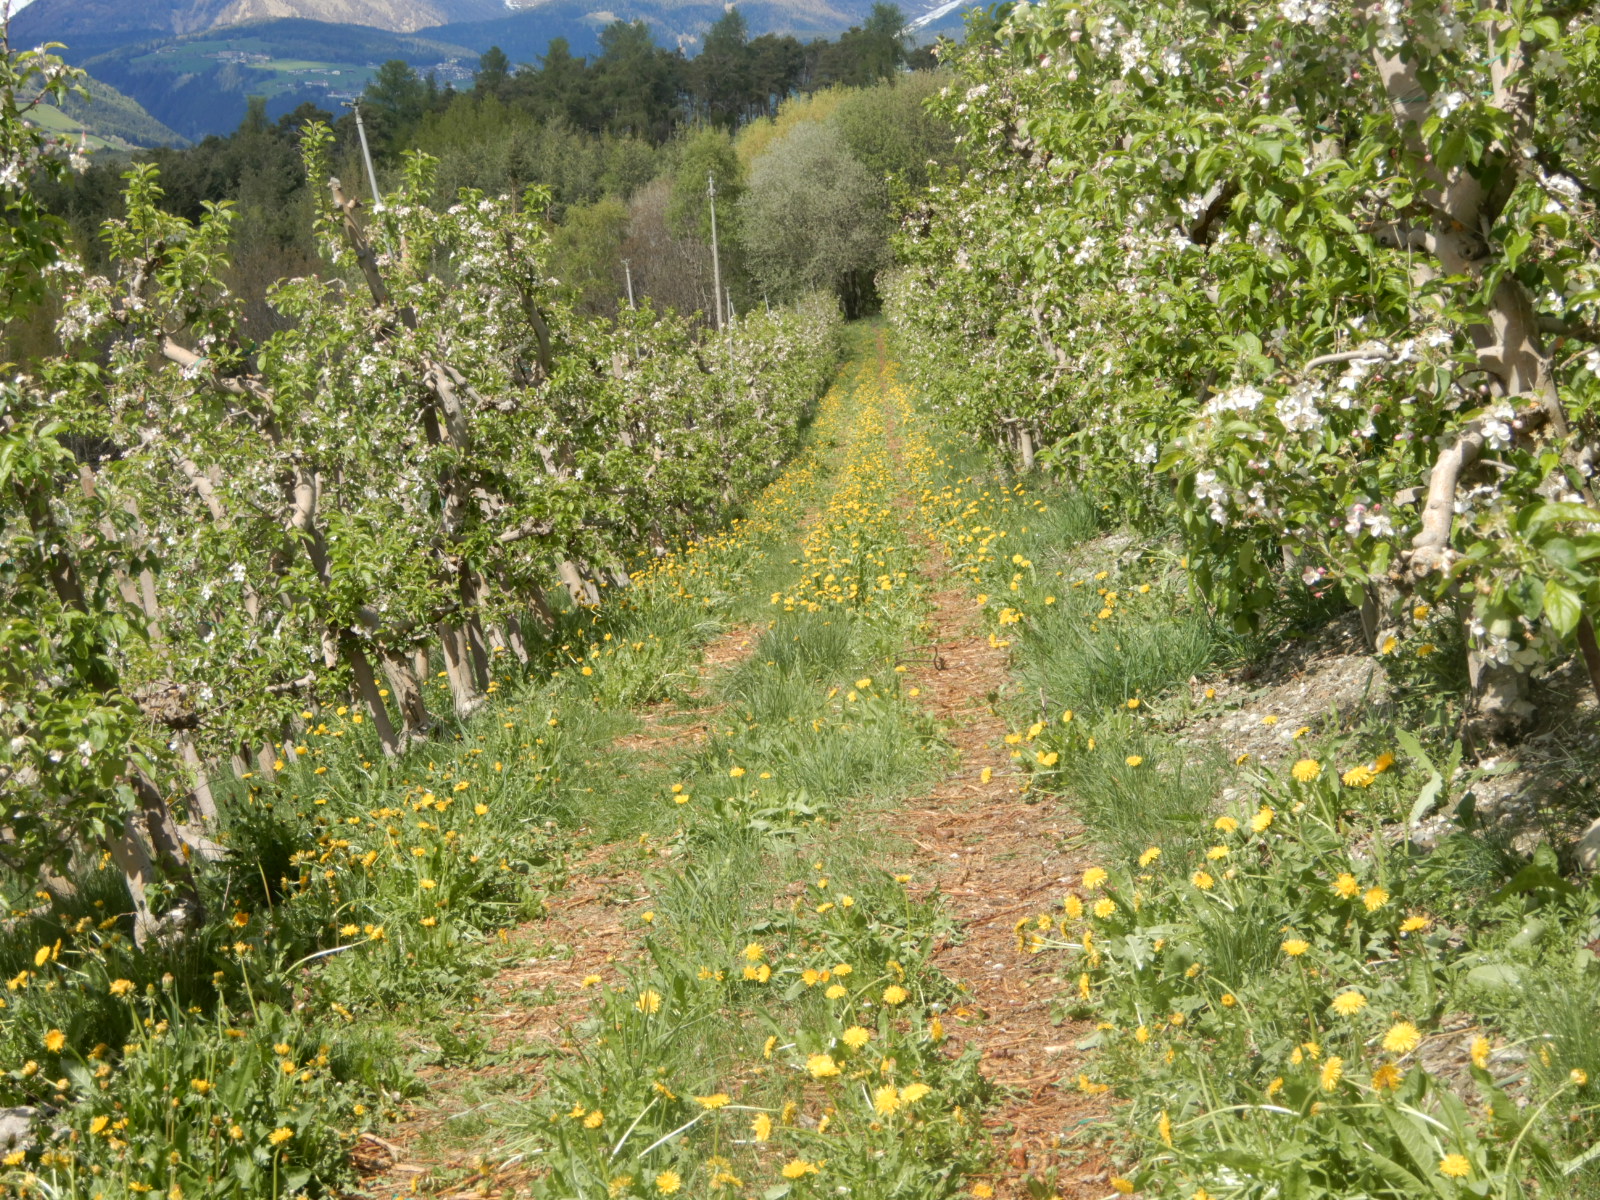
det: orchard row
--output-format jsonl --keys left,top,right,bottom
{"left": 889, "top": 0, "right": 1600, "bottom": 729}
{"left": 2, "top": 45, "right": 842, "bottom": 939}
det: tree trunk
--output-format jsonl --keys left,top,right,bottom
{"left": 436, "top": 623, "right": 486, "bottom": 718}
{"left": 558, "top": 559, "right": 601, "bottom": 607}
{"left": 524, "top": 587, "right": 557, "bottom": 639}
{"left": 380, "top": 648, "right": 434, "bottom": 740}
{"left": 345, "top": 639, "right": 402, "bottom": 756}
{"left": 180, "top": 739, "right": 219, "bottom": 825}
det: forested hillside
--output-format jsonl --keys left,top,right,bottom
{"left": 28, "top": 5, "right": 948, "bottom": 337}
{"left": 5, "top": 2, "right": 1600, "bottom": 1199}
{"left": 20, "top": 0, "right": 939, "bottom": 139}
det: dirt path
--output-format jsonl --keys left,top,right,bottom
{"left": 865, "top": 331, "right": 1110, "bottom": 1199}
{"left": 898, "top": 579, "right": 1110, "bottom": 1200}
{"left": 354, "top": 341, "right": 1113, "bottom": 1199}
{"left": 351, "top": 626, "right": 761, "bottom": 1200}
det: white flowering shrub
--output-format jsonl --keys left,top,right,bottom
{"left": 889, "top": 0, "right": 1600, "bottom": 727}
{"left": 0, "top": 35, "right": 842, "bottom": 938}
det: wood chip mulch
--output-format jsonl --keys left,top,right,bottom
{"left": 345, "top": 627, "right": 761, "bottom": 1198}
{"left": 893, "top": 547, "right": 1116, "bottom": 1199}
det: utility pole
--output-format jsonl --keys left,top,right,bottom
{"left": 351, "top": 101, "right": 382, "bottom": 209}
{"left": 707, "top": 171, "right": 723, "bottom": 332}
{"left": 622, "top": 258, "right": 635, "bottom": 310}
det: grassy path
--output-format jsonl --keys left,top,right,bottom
{"left": 351, "top": 329, "right": 1116, "bottom": 1200}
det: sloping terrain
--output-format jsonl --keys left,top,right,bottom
{"left": 11, "top": 0, "right": 506, "bottom": 38}
{"left": 33, "top": 72, "right": 188, "bottom": 149}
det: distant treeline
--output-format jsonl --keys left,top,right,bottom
{"left": 27, "top": 2, "right": 962, "bottom": 348}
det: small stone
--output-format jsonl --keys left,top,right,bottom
{"left": 1576, "top": 817, "right": 1600, "bottom": 874}
{"left": 0, "top": 1108, "right": 38, "bottom": 1152}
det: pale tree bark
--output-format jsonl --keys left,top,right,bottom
{"left": 380, "top": 648, "right": 434, "bottom": 738}
{"left": 558, "top": 559, "right": 601, "bottom": 607}
{"left": 524, "top": 587, "right": 557, "bottom": 639}
{"left": 344, "top": 639, "right": 402, "bottom": 756}
{"left": 1371, "top": 22, "right": 1597, "bottom": 730}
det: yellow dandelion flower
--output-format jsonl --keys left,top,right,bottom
{"left": 1332, "top": 873, "right": 1360, "bottom": 899}
{"left": 1331, "top": 991, "right": 1367, "bottom": 1016}
{"left": 1291, "top": 759, "right": 1322, "bottom": 783}
{"left": 1093, "top": 898, "right": 1116, "bottom": 919}
{"left": 44, "top": 1030, "right": 65, "bottom": 1053}
{"left": 1138, "top": 847, "right": 1161, "bottom": 867}
{"left": 1438, "top": 1154, "right": 1470, "bottom": 1179}
{"left": 883, "top": 985, "right": 909, "bottom": 1006}
{"left": 1400, "top": 914, "right": 1431, "bottom": 933}
{"left": 1470, "top": 1037, "right": 1490, "bottom": 1069}
{"left": 825, "top": 984, "right": 848, "bottom": 1000}
{"left": 1082, "top": 867, "right": 1108, "bottom": 889}
{"left": 268, "top": 1128, "right": 292, "bottom": 1147}
{"left": 781, "top": 1161, "right": 820, "bottom": 1179}
{"left": 873, "top": 1085, "right": 901, "bottom": 1115}
{"left": 751, "top": 1113, "right": 772, "bottom": 1141}
{"left": 900, "top": 1083, "right": 931, "bottom": 1103}
{"left": 1064, "top": 894, "right": 1084, "bottom": 919}
{"left": 1125, "top": 755, "right": 1143, "bottom": 767}
{"left": 1371, "top": 1062, "right": 1403, "bottom": 1090}
{"left": 1362, "top": 887, "right": 1390, "bottom": 912}
{"left": 1249, "top": 806, "right": 1275, "bottom": 833}
{"left": 655, "top": 1168, "right": 683, "bottom": 1193}
{"left": 636, "top": 990, "right": 662, "bottom": 1015}
{"left": 1213, "top": 816, "right": 1238, "bottom": 834}
{"left": 1320, "top": 1056, "right": 1343, "bottom": 1091}
{"left": 806, "top": 1054, "right": 841, "bottom": 1078}
{"left": 1281, "top": 938, "right": 1310, "bottom": 957}
{"left": 842, "top": 1026, "right": 872, "bottom": 1049}
{"left": 1382, "top": 1022, "right": 1422, "bottom": 1054}
{"left": 1190, "top": 871, "right": 1215, "bottom": 890}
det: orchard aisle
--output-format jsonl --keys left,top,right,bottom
{"left": 353, "top": 331, "right": 1113, "bottom": 1200}
{"left": 353, "top": 626, "right": 766, "bottom": 1200}
{"left": 877, "top": 334, "right": 1113, "bottom": 1199}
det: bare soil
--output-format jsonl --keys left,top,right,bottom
{"left": 894, "top": 575, "right": 1113, "bottom": 1199}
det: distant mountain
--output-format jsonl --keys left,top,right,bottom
{"left": 421, "top": 0, "right": 865, "bottom": 57}
{"left": 15, "top": 0, "right": 976, "bottom": 143}
{"left": 50, "top": 19, "right": 478, "bottom": 140}
{"left": 52, "top": 74, "right": 190, "bottom": 148}
{"left": 28, "top": 72, "right": 188, "bottom": 154}
{"left": 11, "top": 0, "right": 509, "bottom": 39}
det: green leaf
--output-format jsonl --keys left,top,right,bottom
{"left": 1543, "top": 579, "right": 1583, "bottom": 638}
{"left": 1525, "top": 500, "right": 1600, "bottom": 531}
{"left": 1409, "top": 773, "right": 1444, "bottom": 825}
{"left": 1253, "top": 138, "right": 1285, "bottom": 167}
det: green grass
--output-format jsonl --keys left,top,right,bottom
{"left": 906, "top": 398, "right": 1600, "bottom": 1199}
